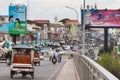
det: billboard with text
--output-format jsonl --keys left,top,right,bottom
{"left": 82, "top": 9, "right": 120, "bottom": 27}
{"left": 8, "top": 5, "right": 27, "bottom": 34}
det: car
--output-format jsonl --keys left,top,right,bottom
{"left": 58, "top": 49, "right": 66, "bottom": 54}
{"left": 62, "top": 45, "right": 70, "bottom": 50}
{"left": 48, "top": 50, "right": 58, "bottom": 59}
{"left": 55, "top": 47, "right": 66, "bottom": 54}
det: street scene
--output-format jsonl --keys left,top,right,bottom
{"left": 0, "top": 0, "right": 120, "bottom": 80}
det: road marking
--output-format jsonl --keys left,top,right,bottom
{"left": 47, "top": 63, "right": 65, "bottom": 80}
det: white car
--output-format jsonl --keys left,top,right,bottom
{"left": 56, "top": 48, "right": 66, "bottom": 54}
{"left": 63, "top": 45, "right": 70, "bottom": 50}
{"left": 49, "top": 50, "right": 58, "bottom": 57}
{"left": 58, "top": 50, "right": 66, "bottom": 54}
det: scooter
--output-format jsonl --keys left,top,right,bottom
{"left": 58, "top": 54, "right": 62, "bottom": 63}
{"left": 6, "top": 58, "right": 11, "bottom": 66}
{"left": 58, "top": 58, "right": 61, "bottom": 63}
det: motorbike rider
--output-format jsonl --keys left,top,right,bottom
{"left": 6, "top": 50, "right": 12, "bottom": 65}
{"left": 52, "top": 54, "right": 57, "bottom": 64}
{"left": 57, "top": 54, "right": 62, "bottom": 62}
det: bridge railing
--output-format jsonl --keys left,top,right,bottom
{"left": 73, "top": 54, "right": 119, "bottom": 80}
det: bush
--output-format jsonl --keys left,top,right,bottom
{"left": 97, "top": 52, "right": 120, "bottom": 79}
{"left": 98, "top": 46, "right": 113, "bottom": 56}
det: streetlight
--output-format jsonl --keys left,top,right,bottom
{"left": 82, "top": 0, "right": 86, "bottom": 55}
{"left": 65, "top": 6, "right": 79, "bottom": 22}
{"left": 65, "top": 6, "right": 79, "bottom": 53}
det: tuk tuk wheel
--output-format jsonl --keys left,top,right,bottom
{"left": 31, "top": 72, "right": 34, "bottom": 79}
{"left": 22, "top": 73, "right": 26, "bottom": 77}
{"left": 34, "top": 63, "right": 36, "bottom": 66}
{"left": 10, "top": 71, "right": 14, "bottom": 78}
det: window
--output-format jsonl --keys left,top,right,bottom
{"left": 0, "top": 17, "right": 4, "bottom": 21}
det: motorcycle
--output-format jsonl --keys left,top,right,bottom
{"left": 6, "top": 58, "right": 11, "bottom": 66}
{"left": 52, "top": 55, "right": 57, "bottom": 64}
{"left": 6, "top": 51, "right": 12, "bottom": 66}
{"left": 57, "top": 54, "right": 62, "bottom": 63}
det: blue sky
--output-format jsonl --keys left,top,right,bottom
{"left": 0, "top": 0, "right": 120, "bottom": 22}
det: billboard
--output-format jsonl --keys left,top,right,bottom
{"left": 70, "top": 24, "right": 77, "bottom": 37}
{"left": 8, "top": 5, "right": 27, "bottom": 34}
{"left": 81, "top": 9, "right": 120, "bottom": 27}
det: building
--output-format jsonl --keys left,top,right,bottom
{"left": 48, "top": 22, "right": 65, "bottom": 41}
{"left": 33, "top": 20, "right": 50, "bottom": 40}
{"left": 0, "top": 15, "right": 9, "bottom": 26}
{"left": 65, "top": 20, "right": 79, "bottom": 41}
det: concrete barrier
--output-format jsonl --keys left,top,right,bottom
{"left": 73, "top": 54, "right": 119, "bottom": 80}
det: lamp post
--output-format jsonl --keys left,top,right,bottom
{"left": 65, "top": 6, "right": 79, "bottom": 22}
{"left": 82, "top": 0, "right": 86, "bottom": 55}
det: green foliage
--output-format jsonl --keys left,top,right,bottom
{"left": 98, "top": 46, "right": 113, "bottom": 55}
{"left": 98, "top": 52, "right": 120, "bottom": 79}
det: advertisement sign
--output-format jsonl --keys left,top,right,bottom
{"left": 70, "top": 25, "right": 77, "bottom": 37}
{"left": 8, "top": 5, "right": 27, "bottom": 34}
{"left": 81, "top": 9, "right": 120, "bottom": 27}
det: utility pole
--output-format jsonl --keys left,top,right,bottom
{"left": 82, "top": 0, "right": 86, "bottom": 55}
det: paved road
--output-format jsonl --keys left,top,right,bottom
{"left": 0, "top": 57, "right": 67, "bottom": 80}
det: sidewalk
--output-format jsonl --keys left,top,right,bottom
{"left": 56, "top": 59, "right": 79, "bottom": 80}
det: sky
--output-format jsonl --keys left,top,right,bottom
{"left": 0, "top": 0, "right": 120, "bottom": 22}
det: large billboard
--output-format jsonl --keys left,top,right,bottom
{"left": 8, "top": 5, "right": 27, "bottom": 34}
{"left": 81, "top": 9, "right": 120, "bottom": 27}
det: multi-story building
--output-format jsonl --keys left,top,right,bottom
{"left": 33, "top": 20, "right": 50, "bottom": 40}
{"left": 48, "top": 22, "right": 65, "bottom": 41}
{"left": 65, "top": 20, "right": 79, "bottom": 41}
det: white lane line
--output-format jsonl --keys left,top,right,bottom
{"left": 47, "top": 63, "right": 65, "bottom": 80}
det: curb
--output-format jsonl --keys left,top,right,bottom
{"left": 73, "top": 59, "right": 80, "bottom": 80}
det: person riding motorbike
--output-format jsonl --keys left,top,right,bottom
{"left": 52, "top": 55, "right": 57, "bottom": 64}
{"left": 57, "top": 54, "right": 62, "bottom": 62}
{"left": 6, "top": 50, "right": 12, "bottom": 66}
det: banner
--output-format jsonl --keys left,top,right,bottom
{"left": 91, "top": 9, "right": 120, "bottom": 26}
{"left": 82, "top": 9, "right": 120, "bottom": 27}
{"left": 8, "top": 5, "right": 27, "bottom": 34}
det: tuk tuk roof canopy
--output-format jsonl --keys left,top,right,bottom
{"left": 12, "top": 44, "right": 33, "bottom": 49}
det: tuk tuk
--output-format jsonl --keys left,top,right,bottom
{"left": 33, "top": 47, "right": 40, "bottom": 66}
{"left": 10, "top": 44, "right": 34, "bottom": 79}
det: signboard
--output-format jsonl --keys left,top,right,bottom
{"left": 8, "top": 5, "right": 27, "bottom": 34}
{"left": 70, "top": 25, "right": 77, "bottom": 37}
{"left": 81, "top": 9, "right": 120, "bottom": 27}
